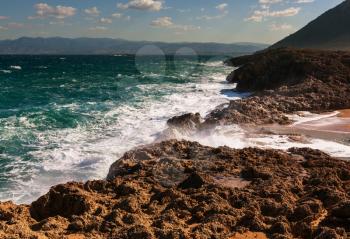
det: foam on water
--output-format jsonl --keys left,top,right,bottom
{"left": 2, "top": 57, "right": 350, "bottom": 204}
{"left": 9, "top": 65, "right": 22, "bottom": 70}
{"left": 1, "top": 59, "right": 240, "bottom": 203}
{"left": 289, "top": 111, "right": 340, "bottom": 125}
{"left": 177, "top": 124, "right": 350, "bottom": 158}
{"left": 0, "top": 70, "right": 12, "bottom": 74}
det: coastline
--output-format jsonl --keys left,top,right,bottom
{"left": 1, "top": 48, "right": 350, "bottom": 238}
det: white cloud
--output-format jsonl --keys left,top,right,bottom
{"left": 151, "top": 16, "right": 173, "bottom": 27}
{"left": 49, "top": 21, "right": 66, "bottom": 25}
{"left": 198, "top": 3, "right": 229, "bottom": 21}
{"left": 295, "top": 0, "right": 314, "bottom": 3}
{"left": 269, "top": 7, "right": 301, "bottom": 17}
{"left": 259, "top": 0, "right": 282, "bottom": 4}
{"left": 0, "top": 22, "right": 25, "bottom": 30}
{"left": 7, "top": 22, "right": 24, "bottom": 29}
{"left": 84, "top": 7, "right": 100, "bottom": 17}
{"left": 112, "top": 13, "right": 123, "bottom": 18}
{"left": 270, "top": 23, "right": 294, "bottom": 31}
{"left": 197, "top": 13, "right": 227, "bottom": 20}
{"left": 151, "top": 16, "right": 200, "bottom": 31}
{"left": 89, "top": 26, "right": 107, "bottom": 31}
{"left": 29, "top": 3, "right": 76, "bottom": 19}
{"left": 216, "top": 3, "right": 228, "bottom": 12}
{"left": 246, "top": 7, "right": 301, "bottom": 22}
{"left": 0, "top": 16, "right": 8, "bottom": 20}
{"left": 177, "top": 9, "right": 191, "bottom": 13}
{"left": 99, "top": 18, "right": 112, "bottom": 24}
{"left": 117, "top": 0, "right": 163, "bottom": 11}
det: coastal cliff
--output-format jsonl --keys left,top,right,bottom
{"left": 1, "top": 49, "right": 350, "bottom": 239}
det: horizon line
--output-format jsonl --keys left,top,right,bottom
{"left": 0, "top": 36, "right": 271, "bottom": 46}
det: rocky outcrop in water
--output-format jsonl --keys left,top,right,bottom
{"left": 1, "top": 140, "right": 350, "bottom": 238}
{"left": 167, "top": 113, "right": 202, "bottom": 131}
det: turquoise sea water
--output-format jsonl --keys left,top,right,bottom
{"left": 0, "top": 55, "right": 236, "bottom": 203}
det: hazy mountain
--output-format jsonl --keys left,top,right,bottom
{"left": 271, "top": 0, "right": 350, "bottom": 50}
{"left": 0, "top": 37, "right": 269, "bottom": 55}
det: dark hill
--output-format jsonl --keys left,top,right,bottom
{"left": 271, "top": 0, "right": 350, "bottom": 50}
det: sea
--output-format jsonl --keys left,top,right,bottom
{"left": 0, "top": 54, "right": 242, "bottom": 203}
{"left": 1, "top": 54, "right": 350, "bottom": 204}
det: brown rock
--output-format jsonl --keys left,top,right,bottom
{"left": 0, "top": 140, "right": 349, "bottom": 238}
{"left": 331, "top": 201, "right": 350, "bottom": 218}
{"left": 30, "top": 183, "right": 92, "bottom": 221}
{"left": 167, "top": 113, "right": 201, "bottom": 130}
{"left": 178, "top": 173, "right": 207, "bottom": 189}
{"left": 204, "top": 48, "right": 350, "bottom": 126}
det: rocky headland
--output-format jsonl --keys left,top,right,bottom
{"left": 1, "top": 48, "right": 350, "bottom": 239}
{"left": 204, "top": 48, "right": 350, "bottom": 126}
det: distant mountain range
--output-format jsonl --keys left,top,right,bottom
{"left": 0, "top": 37, "right": 269, "bottom": 55}
{"left": 272, "top": 0, "right": 350, "bottom": 50}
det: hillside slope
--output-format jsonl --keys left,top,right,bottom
{"left": 271, "top": 0, "right": 350, "bottom": 50}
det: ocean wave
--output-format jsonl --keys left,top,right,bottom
{"left": 10, "top": 65, "right": 22, "bottom": 70}
{"left": 172, "top": 122, "right": 350, "bottom": 159}
{"left": 199, "top": 61, "right": 224, "bottom": 67}
{"left": 1, "top": 68, "right": 243, "bottom": 203}
{"left": 0, "top": 70, "right": 12, "bottom": 74}
{"left": 4, "top": 56, "right": 349, "bottom": 205}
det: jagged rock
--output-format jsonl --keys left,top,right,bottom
{"left": 331, "top": 201, "right": 350, "bottom": 218}
{"left": 178, "top": 173, "right": 206, "bottom": 189}
{"left": 269, "top": 221, "right": 291, "bottom": 235}
{"left": 314, "top": 227, "right": 347, "bottom": 239}
{"left": 167, "top": 113, "right": 202, "bottom": 130}
{"left": 1, "top": 140, "right": 349, "bottom": 238}
{"left": 30, "top": 183, "right": 92, "bottom": 221}
{"left": 204, "top": 48, "right": 350, "bottom": 126}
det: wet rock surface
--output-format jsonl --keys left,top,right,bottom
{"left": 167, "top": 113, "right": 202, "bottom": 131}
{"left": 203, "top": 48, "right": 350, "bottom": 126}
{"left": 1, "top": 140, "right": 349, "bottom": 238}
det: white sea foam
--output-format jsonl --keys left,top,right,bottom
{"left": 2, "top": 61, "right": 239, "bottom": 203}
{"left": 288, "top": 111, "right": 340, "bottom": 126}
{"left": 175, "top": 124, "right": 350, "bottom": 158}
{"left": 3, "top": 60, "right": 350, "bottom": 204}
{"left": 10, "top": 65, "right": 22, "bottom": 70}
{"left": 0, "top": 70, "right": 12, "bottom": 74}
{"left": 199, "top": 61, "right": 224, "bottom": 67}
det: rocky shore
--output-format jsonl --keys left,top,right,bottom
{"left": 205, "top": 48, "right": 350, "bottom": 126}
{"left": 1, "top": 140, "right": 350, "bottom": 239}
{"left": 1, "top": 48, "right": 350, "bottom": 238}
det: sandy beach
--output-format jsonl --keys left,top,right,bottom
{"left": 262, "top": 110, "right": 350, "bottom": 142}
{"left": 293, "top": 110, "right": 350, "bottom": 133}
{"left": 241, "top": 110, "right": 350, "bottom": 161}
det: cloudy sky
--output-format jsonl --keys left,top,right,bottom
{"left": 0, "top": 0, "right": 344, "bottom": 44}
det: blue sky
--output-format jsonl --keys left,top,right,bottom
{"left": 0, "top": 0, "right": 344, "bottom": 43}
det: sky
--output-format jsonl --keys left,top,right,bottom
{"left": 0, "top": 0, "right": 344, "bottom": 44}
